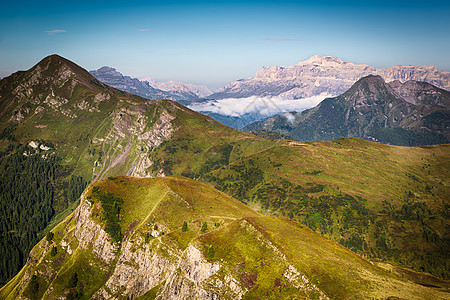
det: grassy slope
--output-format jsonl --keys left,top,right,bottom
{"left": 149, "top": 128, "right": 449, "bottom": 279}
{"left": 2, "top": 176, "right": 448, "bottom": 299}
{"left": 201, "top": 138, "right": 450, "bottom": 279}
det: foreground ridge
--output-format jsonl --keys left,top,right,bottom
{"left": 1, "top": 176, "right": 448, "bottom": 299}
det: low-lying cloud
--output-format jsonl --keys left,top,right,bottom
{"left": 188, "top": 93, "right": 330, "bottom": 118}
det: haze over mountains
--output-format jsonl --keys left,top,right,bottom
{"left": 1, "top": 55, "right": 449, "bottom": 299}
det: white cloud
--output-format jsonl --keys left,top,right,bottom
{"left": 282, "top": 112, "right": 296, "bottom": 123}
{"left": 44, "top": 29, "right": 66, "bottom": 35}
{"left": 188, "top": 93, "right": 330, "bottom": 117}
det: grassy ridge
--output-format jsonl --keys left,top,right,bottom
{"left": 202, "top": 139, "right": 450, "bottom": 278}
{"left": 149, "top": 131, "right": 449, "bottom": 279}
{"left": 2, "top": 176, "right": 448, "bottom": 299}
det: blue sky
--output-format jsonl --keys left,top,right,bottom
{"left": 1, "top": 0, "right": 449, "bottom": 88}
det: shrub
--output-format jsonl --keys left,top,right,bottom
{"left": 67, "top": 272, "right": 78, "bottom": 288}
{"left": 46, "top": 232, "right": 54, "bottom": 242}
{"left": 207, "top": 246, "right": 215, "bottom": 260}
{"left": 29, "top": 274, "right": 39, "bottom": 294}
{"left": 201, "top": 222, "right": 208, "bottom": 233}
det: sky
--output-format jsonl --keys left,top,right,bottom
{"left": 1, "top": 0, "right": 450, "bottom": 89}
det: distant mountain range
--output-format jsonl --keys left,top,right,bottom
{"left": 91, "top": 55, "right": 450, "bottom": 130}
{"left": 210, "top": 54, "right": 450, "bottom": 100}
{"left": 140, "top": 76, "right": 213, "bottom": 98}
{"left": 90, "top": 66, "right": 211, "bottom": 101}
{"left": 245, "top": 75, "right": 450, "bottom": 146}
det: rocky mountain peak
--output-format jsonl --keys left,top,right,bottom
{"left": 19, "top": 54, "right": 108, "bottom": 94}
{"left": 94, "top": 66, "right": 121, "bottom": 74}
{"left": 301, "top": 54, "right": 344, "bottom": 66}
{"left": 91, "top": 68, "right": 212, "bottom": 101}
{"left": 341, "top": 75, "right": 400, "bottom": 106}
{"left": 245, "top": 74, "right": 450, "bottom": 146}
{"left": 351, "top": 74, "right": 387, "bottom": 90}
{"left": 36, "top": 54, "right": 94, "bottom": 80}
{"left": 89, "top": 66, "right": 128, "bottom": 84}
{"left": 0, "top": 54, "right": 141, "bottom": 125}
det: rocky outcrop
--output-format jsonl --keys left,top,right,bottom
{"left": 96, "top": 242, "right": 225, "bottom": 299}
{"left": 55, "top": 191, "right": 243, "bottom": 299}
{"left": 71, "top": 197, "right": 118, "bottom": 264}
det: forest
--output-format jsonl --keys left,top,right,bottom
{"left": 0, "top": 143, "right": 87, "bottom": 286}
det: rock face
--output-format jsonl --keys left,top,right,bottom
{"left": 210, "top": 55, "right": 450, "bottom": 100}
{"left": 245, "top": 75, "right": 450, "bottom": 146}
{"left": 5, "top": 181, "right": 245, "bottom": 300}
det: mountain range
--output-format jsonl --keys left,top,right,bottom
{"left": 140, "top": 77, "right": 213, "bottom": 98}
{"left": 245, "top": 75, "right": 450, "bottom": 146}
{"left": 90, "top": 55, "right": 450, "bottom": 131}
{"left": 0, "top": 55, "right": 449, "bottom": 298}
{"left": 210, "top": 54, "right": 450, "bottom": 100}
{"left": 90, "top": 66, "right": 211, "bottom": 102}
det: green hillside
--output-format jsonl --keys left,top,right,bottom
{"left": 1, "top": 55, "right": 449, "bottom": 290}
{"left": 150, "top": 135, "right": 450, "bottom": 279}
{"left": 2, "top": 176, "right": 448, "bottom": 299}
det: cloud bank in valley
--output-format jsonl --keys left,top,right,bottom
{"left": 188, "top": 93, "right": 331, "bottom": 118}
